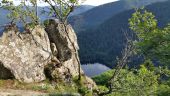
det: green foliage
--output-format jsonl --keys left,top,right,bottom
{"left": 77, "top": 0, "right": 170, "bottom": 68}
{"left": 157, "top": 84, "right": 170, "bottom": 96}
{"left": 97, "top": 85, "right": 109, "bottom": 93}
{"left": 1, "top": 0, "right": 39, "bottom": 27}
{"left": 128, "top": 7, "right": 170, "bottom": 96}
{"left": 43, "top": 19, "right": 50, "bottom": 27}
{"left": 129, "top": 9, "right": 170, "bottom": 65}
{"left": 93, "top": 65, "right": 159, "bottom": 96}
{"left": 31, "top": 84, "right": 51, "bottom": 91}
{"left": 92, "top": 70, "right": 114, "bottom": 85}
{"left": 44, "top": 0, "right": 79, "bottom": 23}
{"left": 156, "top": 67, "right": 170, "bottom": 95}
{"left": 112, "top": 66, "right": 158, "bottom": 95}
{"left": 73, "top": 76, "right": 93, "bottom": 95}
{"left": 143, "top": 59, "right": 155, "bottom": 71}
{"left": 78, "top": 87, "right": 90, "bottom": 96}
{"left": 129, "top": 9, "right": 157, "bottom": 36}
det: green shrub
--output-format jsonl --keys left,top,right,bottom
{"left": 93, "top": 65, "right": 159, "bottom": 96}
{"left": 157, "top": 84, "right": 170, "bottom": 96}
{"left": 92, "top": 70, "right": 114, "bottom": 85}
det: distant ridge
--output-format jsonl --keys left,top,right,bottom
{"left": 77, "top": 0, "right": 170, "bottom": 68}
{"left": 69, "top": 0, "right": 167, "bottom": 32}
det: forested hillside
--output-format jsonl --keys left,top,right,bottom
{"left": 78, "top": 0, "right": 170, "bottom": 68}
{"left": 69, "top": 0, "right": 167, "bottom": 32}
{"left": 70, "top": 5, "right": 94, "bottom": 16}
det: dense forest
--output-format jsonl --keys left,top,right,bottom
{"left": 91, "top": 7, "right": 170, "bottom": 96}
{"left": 77, "top": 0, "right": 170, "bottom": 68}
{"left": 69, "top": 0, "right": 167, "bottom": 32}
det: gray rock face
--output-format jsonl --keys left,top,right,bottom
{"left": 0, "top": 22, "right": 81, "bottom": 83}
{"left": 0, "top": 26, "right": 52, "bottom": 83}
{"left": 0, "top": 22, "right": 96, "bottom": 89}
{"left": 45, "top": 20, "right": 81, "bottom": 77}
{"left": 44, "top": 21, "right": 96, "bottom": 88}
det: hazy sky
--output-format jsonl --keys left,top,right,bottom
{"left": 1, "top": 0, "right": 118, "bottom": 6}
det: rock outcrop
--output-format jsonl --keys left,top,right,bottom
{"left": 44, "top": 20, "right": 96, "bottom": 88}
{"left": 44, "top": 19, "right": 81, "bottom": 78}
{"left": 0, "top": 21, "right": 96, "bottom": 89}
{"left": 0, "top": 25, "right": 52, "bottom": 83}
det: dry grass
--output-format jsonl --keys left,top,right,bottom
{"left": 0, "top": 79, "right": 80, "bottom": 95}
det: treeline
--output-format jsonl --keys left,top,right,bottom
{"left": 78, "top": 0, "right": 170, "bottom": 68}
{"left": 91, "top": 7, "right": 170, "bottom": 96}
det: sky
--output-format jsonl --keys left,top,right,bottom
{"left": 1, "top": 0, "right": 119, "bottom": 6}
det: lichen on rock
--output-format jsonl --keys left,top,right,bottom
{"left": 44, "top": 19, "right": 81, "bottom": 77}
{"left": 44, "top": 19, "right": 96, "bottom": 89}
{"left": 0, "top": 25, "right": 52, "bottom": 83}
{"left": 0, "top": 21, "right": 96, "bottom": 90}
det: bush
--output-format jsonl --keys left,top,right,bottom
{"left": 93, "top": 65, "right": 159, "bottom": 96}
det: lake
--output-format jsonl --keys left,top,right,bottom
{"left": 81, "top": 63, "right": 111, "bottom": 77}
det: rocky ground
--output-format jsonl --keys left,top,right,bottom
{"left": 0, "top": 79, "right": 83, "bottom": 96}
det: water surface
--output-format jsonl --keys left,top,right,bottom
{"left": 81, "top": 63, "right": 111, "bottom": 77}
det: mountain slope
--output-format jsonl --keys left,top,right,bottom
{"left": 69, "top": 0, "right": 167, "bottom": 32}
{"left": 70, "top": 5, "right": 94, "bottom": 16}
{"left": 0, "top": 5, "right": 93, "bottom": 30}
{"left": 78, "top": 0, "right": 170, "bottom": 68}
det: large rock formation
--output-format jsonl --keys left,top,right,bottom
{"left": 44, "top": 20, "right": 96, "bottom": 88}
{"left": 0, "top": 21, "right": 96, "bottom": 89}
{"left": 0, "top": 25, "right": 52, "bottom": 83}
{"left": 44, "top": 19, "right": 81, "bottom": 78}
